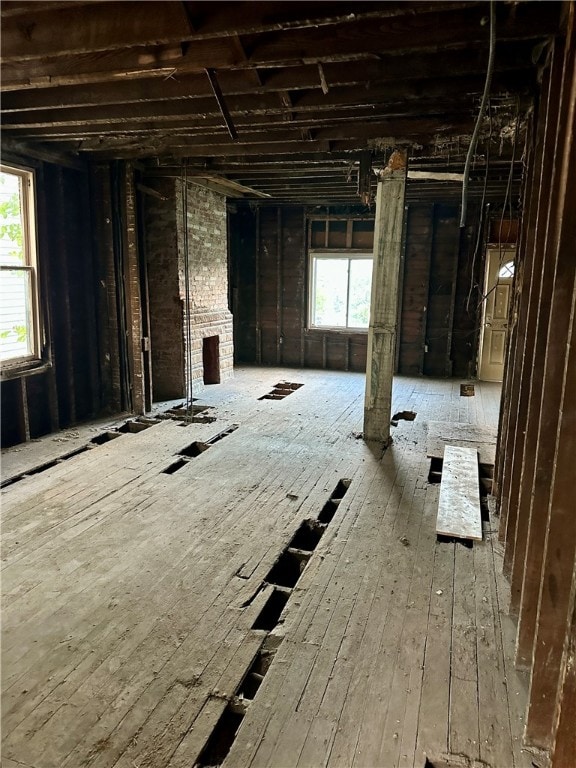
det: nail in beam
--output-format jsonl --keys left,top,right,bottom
{"left": 363, "top": 149, "right": 407, "bottom": 444}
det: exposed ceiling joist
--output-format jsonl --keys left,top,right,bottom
{"left": 0, "top": 0, "right": 558, "bottom": 205}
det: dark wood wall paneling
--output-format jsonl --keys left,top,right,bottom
{"left": 1, "top": 158, "right": 109, "bottom": 447}
{"left": 231, "top": 206, "right": 372, "bottom": 372}
{"left": 495, "top": 9, "right": 575, "bottom": 762}
{"left": 231, "top": 203, "right": 482, "bottom": 379}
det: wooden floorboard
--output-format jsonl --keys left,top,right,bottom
{"left": 1, "top": 368, "right": 535, "bottom": 768}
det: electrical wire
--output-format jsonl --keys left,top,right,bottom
{"left": 460, "top": 0, "right": 496, "bottom": 227}
{"left": 465, "top": 103, "right": 493, "bottom": 314}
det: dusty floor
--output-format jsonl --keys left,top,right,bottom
{"left": 1, "top": 367, "right": 536, "bottom": 768}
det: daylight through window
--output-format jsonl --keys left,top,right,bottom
{"left": 0, "top": 165, "right": 40, "bottom": 366}
{"left": 309, "top": 253, "right": 372, "bottom": 329}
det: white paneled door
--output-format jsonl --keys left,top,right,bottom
{"left": 479, "top": 248, "right": 515, "bottom": 382}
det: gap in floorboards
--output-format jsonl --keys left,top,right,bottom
{"left": 162, "top": 458, "right": 189, "bottom": 475}
{"left": 289, "top": 519, "right": 326, "bottom": 551}
{"left": 251, "top": 588, "right": 290, "bottom": 631}
{"left": 264, "top": 549, "right": 311, "bottom": 589}
{"left": 437, "top": 534, "right": 473, "bottom": 549}
{"left": 178, "top": 441, "right": 210, "bottom": 458}
{"left": 195, "top": 701, "right": 246, "bottom": 767}
{"left": 236, "top": 646, "right": 277, "bottom": 701}
{"left": 259, "top": 382, "right": 304, "bottom": 400}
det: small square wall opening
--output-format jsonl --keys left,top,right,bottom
{"left": 203, "top": 335, "right": 220, "bottom": 385}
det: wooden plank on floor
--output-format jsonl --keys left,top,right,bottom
{"left": 436, "top": 446, "right": 482, "bottom": 541}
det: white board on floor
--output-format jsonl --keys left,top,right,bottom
{"left": 436, "top": 445, "right": 482, "bottom": 541}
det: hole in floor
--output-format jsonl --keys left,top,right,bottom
{"left": 252, "top": 589, "right": 290, "bottom": 631}
{"left": 164, "top": 404, "right": 213, "bottom": 421}
{"left": 236, "top": 648, "right": 276, "bottom": 701}
{"left": 90, "top": 431, "right": 122, "bottom": 445}
{"left": 437, "top": 534, "right": 473, "bottom": 549}
{"left": 265, "top": 549, "right": 310, "bottom": 589}
{"left": 332, "top": 478, "right": 351, "bottom": 499}
{"left": 392, "top": 410, "right": 417, "bottom": 421}
{"left": 118, "top": 420, "right": 153, "bottom": 434}
{"left": 318, "top": 499, "right": 339, "bottom": 525}
{"left": 195, "top": 702, "right": 245, "bottom": 767}
{"left": 162, "top": 458, "right": 188, "bottom": 475}
{"left": 480, "top": 496, "right": 490, "bottom": 522}
{"left": 460, "top": 383, "right": 475, "bottom": 397}
{"left": 176, "top": 414, "right": 217, "bottom": 425}
{"left": 479, "top": 463, "right": 494, "bottom": 496}
{"left": 289, "top": 519, "right": 326, "bottom": 551}
{"left": 178, "top": 441, "right": 210, "bottom": 458}
{"left": 258, "top": 382, "right": 304, "bottom": 400}
{"left": 428, "top": 457, "right": 443, "bottom": 484}
{"left": 205, "top": 424, "right": 239, "bottom": 445}
{"left": 277, "top": 381, "right": 304, "bottom": 391}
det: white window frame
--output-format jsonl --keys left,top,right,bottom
{"left": 0, "top": 163, "right": 42, "bottom": 372}
{"left": 308, "top": 250, "right": 373, "bottom": 331}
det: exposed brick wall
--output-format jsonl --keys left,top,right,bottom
{"left": 144, "top": 178, "right": 185, "bottom": 401}
{"left": 178, "top": 182, "right": 233, "bottom": 393}
{"left": 144, "top": 179, "right": 233, "bottom": 402}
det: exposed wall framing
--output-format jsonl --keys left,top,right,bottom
{"left": 495, "top": 10, "right": 575, "bottom": 760}
{"left": 231, "top": 202, "right": 483, "bottom": 378}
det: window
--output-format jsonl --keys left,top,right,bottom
{"left": 309, "top": 252, "right": 373, "bottom": 329}
{"left": 0, "top": 165, "right": 41, "bottom": 367}
{"left": 498, "top": 260, "right": 515, "bottom": 278}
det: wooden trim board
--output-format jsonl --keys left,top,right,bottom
{"left": 436, "top": 445, "right": 482, "bottom": 541}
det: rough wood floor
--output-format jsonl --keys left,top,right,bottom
{"left": 1, "top": 368, "right": 534, "bottom": 768}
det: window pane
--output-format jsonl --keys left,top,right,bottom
{"left": 0, "top": 171, "right": 26, "bottom": 266}
{"left": 498, "top": 260, "right": 514, "bottom": 278}
{"left": 313, "top": 258, "right": 348, "bottom": 327}
{"left": 0, "top": 268, "right": 32, "bottom": 360}
{"left": 348, "top": 259, "right": 372, "bottom": 328}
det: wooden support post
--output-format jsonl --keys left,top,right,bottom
{"left": 300, "top": 208, "right": 306, "bottom": 368}
{"left": 35, "top": 166, "right": 60, "bottom": 432}
{"left": 121, "top": 161, "right": 146, "bottom": 415}
{"left": 277, "top": 207, "right": 282, "bottom": 365}
{"left": 16, "top": 378, "right": 30, "bottom": 443}
{"left": 91, "top": 164, "right": 122, "bottom": 413}
{"left": 551, "top": 571, "right": 576, "bottom": 767}
{"left": 255, "top": 208, "right": 262, "bottom": 365}
{"left": 54, "top": 166, "right": 76, "bottom": 426}
{"left": 363, "top": 150, "right": 407, "bottom": 444}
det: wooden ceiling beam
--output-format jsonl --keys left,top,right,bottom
{"left": 1, "top": 40, "right": 537, "bottom": 113}
{"left": 242, "top": 4, "right": 560, "bottom": 65}
{"left": 5, "top": 101, "right": 493, "bottom": 140}
{"left": 1, "top": 1, "right": 193, "bottom": 62}
{"left": 142, "top": 150, "right": 520, "bottom": 175}
{"left": 60, "top": 114, "right": 477, "bottom": 152}
{"left": 56, "top": 115, "right": 477, "bottom": 157}
{"left": 0, "top": 2, "right": 482, "bottom": 61}
{"left": 0, "top": 1, "right": 97, "bottom": 18}
{"left": 1, "top": 72, "right": 530, "bottom": 129}
{"left": 0, "top": 4, "right": 558, "bottom": 90}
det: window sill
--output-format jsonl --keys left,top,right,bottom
{"left": 306, "top": 326, "right": 369, "bottom": 335}
{"left": 0, "top": 358, "right": 52, "bottom": 381}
